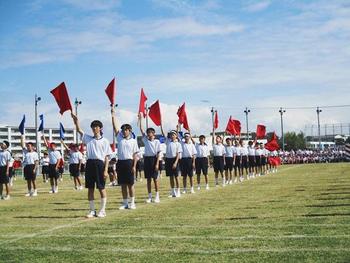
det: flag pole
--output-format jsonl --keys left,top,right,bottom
{"left": 112, "top": 104, "right": 118, "bottom": 151}
{"left": 211, "top": 107, "right": 215, "bottom": 145}
{"left": 145, "top": 103, "right": 149, "bottom": 129}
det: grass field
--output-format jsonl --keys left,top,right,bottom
{"left": 0, "top": 163, "right": 350, "bottom": 262}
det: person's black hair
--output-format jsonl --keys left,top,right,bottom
{"left": 199, "top": 135, "right": 206, "bottom": 139}
{"left": 121, "top": 124, "right": 132, "bottom": 131}
{"left": 90, "top": 120, "right": 103, "bottom": 128}
{"left": 27, "top": 142, "right": 34, "bottom": 146}
{"left": 226, "top": 137, "right": 232, "bottom": 141}
{"left": 146, "top": 127, "right": 155, "bottom": 133}
{"left": 248, "top": 140, "right": 253, "bottom": 145}
{"left": 110, "top": 158, "right": 117, "bottom": 162}
{"left": 2, "top": 140, "right": 9, "bottom": 148}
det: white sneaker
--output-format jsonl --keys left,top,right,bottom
{"left": 205, "top": 184, "right": 209, "bottom": 190}
{"left": 129, "top": 203, "right": 136, "bottom": 210}
{"left": 32, "top": 190, "right": 38, "bottom": 197}
{"left": 97, "top": 210, "right": 106, "bottom": 218}
{"left": 197, "top": 185, "right": 201, "bottom": 190}
{"left": 239, "top": 176, "right": 243, "bottom": 182}
{"left": 182, "top": 190, "right": 187, "bottom": 194}
{"left": 154, "top": 197, "right": 160, "bottom": 203}
{"left": 146, "top": 198, "right": 152, "bottom": 203}
{"left": 119, "top": 204, "right": 128, "bottom": 210}
{"left": 176, "top": 190, "right": 181, "bottom": 197}
{"left": 3, "top": 195, "right": 10, "bottom": 200}
{"left": 234, "top": 178, "right": 238, "bottom": 183}
{"left": 49, "top": 189, "right": 55, "bottom": 194}
{"left": 229, "top": 180, "right": 233, "bottom": 185}
{"left": 25, "top": 192, "right": 31, "bottom": 197}
{"left": 59, "top": 178, "right": 63, "bottom": 182}
{"left": 190, "top": 188, "right": 195, "bottom": 194}
{"left": 79, "top": 185, "right": 84, "bottom": 190}
{"left": 54, "top": 186, "right": 58, "bottom": 193}
{"left": 86, "top": 210, "right": 96, "bottom": 218}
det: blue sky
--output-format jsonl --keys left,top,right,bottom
{"left": 1, "top": 0, "right": 350, "bottom": 140}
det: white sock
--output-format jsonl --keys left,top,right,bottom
{"left": 156, "top": 192, "right": 159, "bottom": 198}
{"left": 172, "top": 188, "right": 176, "bottom": 195}
{"left": 215, "top": 178, "right": 218, "bottom": 184}
{"left": 100, "top": 198, "right": 107, "bottom": 212}
{"left": 123, "top": 199, "right": 128, "bottom": 206}
{"left": 130, "top": 197, "right": 135, "bottom": 205}
{"left": 89, "top": 200, "right": 95, "bottom": 211}
{"left": 148, "top": 193, "right": 152, "bottom": 199}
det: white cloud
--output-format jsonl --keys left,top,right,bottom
{"left": 61, "top": 0, "right": 121, "bottom": 11}
{"left": 243, "top": 1, "right": 271, "bottom": 12}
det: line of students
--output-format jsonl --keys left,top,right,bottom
{"left": 0, "top": 106, "right": 278, "bottom": 219}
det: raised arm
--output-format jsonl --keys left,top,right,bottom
{"left": 20, "top": 135, "right": 25, "bottom": 149}
{"left": 160, "top": 124, "right": 165, "bottom": 137}
{"left": 60, "top": 139, "right": 69, "bottom": 151}
{"left": 111, "top": 106, "right": 119, "bottom": 135}
{"left": 71, "top": 112, "right": 84, "bottom": 136}
{"left": 138, "top": 113, "right": 145, "bottom": 136}
{"left": 41, "top": 132, "right": 49, "bottom": 148}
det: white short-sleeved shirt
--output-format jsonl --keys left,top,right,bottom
{"left": 195, "top": 143, "right": 210, "bottom": 158}
{"left": 69, "top": 151, "right": 83, "bottom": 164}
{"left": 232, "top": 146, "right": 238, "bottom": 155}
{"left": 213, "top": 144, "right": 225, "bottom": 157}
{"left": 0, "top": 150, "right": 11, "bottom": 166}
{"left": 142, "top": 135, "right": 161, "bottom": 157}
{"left": 241, "top": 146, "right": 249, "bottom": 156}
{"left": 181, "top": 142, "right": 197, "bottom": 158}
{"left": 248, "top": 146, "right": 256, "bottom": 156}
{"left": 263, "top": 149, "right": 269, "bottom": 156}
{"left": 41, "top": 157, "right": 49, "bottom": 166}
{"left": 165, "top": 139, "right": 182, "bottom": 158}
{"left": 225, "top": 145, "right": 234, "bottom": 157}
{"left": 116, "top": 133, "right": 139, "bottom": 160}
{"left": 255, "top": 148, "right": 263, "bottom": 156}
{"left": 48, "top": 149, "right": 62, "bottom": 165}
{"left": 23, "top": 149, "right": 39, "bottom": 166}
{"left": 9, "top": 157, "right": 14, "bottom": 167}
{"left": 82, "top": 133, "right": 113, "bottom": 161}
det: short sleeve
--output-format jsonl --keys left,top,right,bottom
{"left": 82, "top": 133, "right": 91, "bottom": 145}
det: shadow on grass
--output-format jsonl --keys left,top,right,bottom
{"left": 303, "top": 213, "right": 350, "bottom": 217}
{"left": 226, "top": 216, "right": 259, "bottom": 220}
{"left": 48, "top": 202, "right": 71, "bottom": 205}
{"left": 14, "top": 215, "right": 81, "bottom": 219}
{"left": 54, "top": 208, "right": 86, "bottom": 211}
{"left": 306, "top": 204, "right": 350, "bottom": 208}
{"left": 316, "top": 197, "right": 350, "bottom": 201}
{"left": 318, "top": 192, "right": 350, "bottom": 195}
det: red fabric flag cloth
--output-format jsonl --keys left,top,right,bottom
{"left": 50, "top": 82, "right": 72, "bottom": 115}
{"left": 214, "top": 111, "right": 219, "bottom": 130}
{"left": 79, "top": 144, "right": 85, "bottom": 153}
{"left": 105, "top": 78, "right": 116, "bottom": 105}
{"left": 148, "top": 100, "right": 162, "bottom": 126}
{"left": 232, "top": 119, "right": 241, "bottom": 135}
{"left": 138, "top": 88, "right": 148, "bottom": 117}
{"left": 177, "top": 103, "right": 189, "bottom": 130}
{"left": 225, "top": 116, "right": 235, "bottom": 135}
{"left": 265, "top": 132, "right": 280, "bottom": 151}
{"left": 256, "top": 124, "right": 266, "bottom": 139}
{"left": 110, "top": 143, "right": 115, "bottom": 152}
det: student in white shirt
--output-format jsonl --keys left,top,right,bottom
{"left": 180, "top": 131, "right": 197, "bottom": 194}
{"left": 20, "top": 135, "right": 39, "bottom": 197}
{"left": 192, "top": 135, "right": 210, "bottom": 190}
{"left": 248, "top": 140, "right": 257, "bottom": 178}
{"left": 161, "top": 126, "right": 182, "bottom": 198}
{"left": 138, "top": 113, "right": 161, "bottom": 203}
{"left": 42, "top": 134, "right": 62, "bottom": 194}
{"left": 255, "top": 143, "right": 263, "bottom": 176}
{"left": 224, "top": 138, "right": 234, "bottom": 185}
{"left": 62, "top": 141, "right": 83, "bottom": 190}
{"left": 41, "top": 152, "right": 49, "bottom": 183}
{"left": 71, "top": 113, "right": 112, "bottom": 218}
{"left": 239, "top": 139, "right": 249, "bottom": 180}
{"left": 212, "top": 135, "right": 226, "bottom": 186}
{"left": 233, "top": 139, "right": 241, "bottom": 183}
{"left": 112, "top": 107, "right": 139, "bottom": 210}
{"left": 0, "top": 141, "right": 11, "bottom": 200}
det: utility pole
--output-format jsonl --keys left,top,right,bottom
{"left": 74, "top": 98, "right": 82, "bottom": 144}
{"left": 316, "top": 107, "right": 322, "bottom": 149}
{"left": 279, "top": 107, "right": 286, "bottom": 151}
{"left": 244, "top": 107, "right": 250, "bottom": 140}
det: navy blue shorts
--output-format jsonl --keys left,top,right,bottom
{"left": 69, "top": 164, "right": 80, "bottom": 177}
{"left": 24, "top": 164, "right": 36, "bottom": 180}
{"left": 213, "top": 156, "right": 224, "bottom": 173}
{"left": 261, "top": 156, "right": 267, "bottom": 166}
{"left": 235, "top": 156, "right": 241, "bottom": 168}
{"left": 48, "top": 164, "right": 59, "bottom": 179}
{"left": 144, "top": 156, "right": 159, "bottom": 179}
{"left": 42, "top": 165, "right": 49, "bottom": 175}
{"left": 255, "top": 156, "right": 261, "bottom": 166}
{"left": 224, "top": 157, "right": 234, "bottom": 171}
{"left": 195, "top": 157, "right": 208, "bottom": 175}
{"left": 85, "top": 159, "right": 106, "bottom": 189}
{"left": 165, "top": 158, "right": 179, "bottom": 177}
{"left": 248, "top": 156, "right": 256, "bottom": 168}
{"left": 180, "top": 157, "right": 194, "bottom": 177}
{"left": 117, "top": 159, "right": 134, "bottom": 185}
{"left": 241, "top": 156, "right": 248, "bottom": 169}
{"left": 0, "top": 166, "right": 9, "bottom": 184}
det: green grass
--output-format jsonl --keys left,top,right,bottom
{"left": 1, "top": 163, "right": 350, "bottom": 262}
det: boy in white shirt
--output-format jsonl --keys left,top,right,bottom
{"left": 21, "top": 136, "right": 39, "bottom": 197}
{"left": 180, "top": 132, "right": 197, "bottom": 194}
{"left": 0, "top": 141, "right": 11, "bottom": 200}
{"left": 224, "top": 138, "right": 234, "bottom": 185}
{"left": 192, "top": 135, "right": 210, "bottom": 190}
{"left": 111, "top": 107, "right": 139, "bottom": 210}
{"left": 212, "top": 135, "right": 226, "bottom": 186}
{"left": 62, "top": 141, "right": 83, "bottom": 190}
{"left": 138, "top": 114, "right": 162, "bottom": 203}
{"left": 71, "top": 113, "right": 112, "bottom": 218}
{"left": 41, "top": 152, "right": 49, "bottom": 183}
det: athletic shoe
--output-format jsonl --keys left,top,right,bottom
{"left": 182, "top": 190, "right": 187, "bottom": 194}
{"left": 119, "top": 204, "right": 128, "bottom": 210}
{"left": 154, "top": 197, "right": 160, "bottom": 203}
{"left": 129, "top": 203, "right": 136, "bottom": 210}
{"left": 79, "top": 185, "right": 84, "bottom": 190}
{"left": 190, "top": 188, "right": 195, "bottom": 194}
{"left": 97, "top": 210, "right": 106, "bottom": 218}
{"left": 49, "top": 189, "right": 55, "bottom": 194}
{"left": 3, "top": 195, "right": 10, "bottom": 200}
{"left": 146, "top": 198, "right": 152, "bottom": 203}
{"left": 32, "top": 190, "right": 38, "bottom": 197}
{"left": 239, "top": 176, "right": 244, "bottom": 182}
{"left": 86, "top": 210, "right": 97, "bottom": 218}
{"left": 197, "top": 185, "right": 201, "bottom": 190}
{"left": 229, "top": 180, "right": 233, "bottom": 185}
{"left": 54, "top": 187, "right": 58, "bottom": 193}
{"left": 25, "top": 192, "right": 31, "bottom": 197}
{"left": 176, "top": 190, "right": 181, "bottom": 197}
{"left": 247, "top": 176, "right": 250, "bottom": 180}
{"left": 234, "top": 178, "right": 238, "bottom": 183}
{"left": 205, "top": 184, "right": 209, "bottom": 190}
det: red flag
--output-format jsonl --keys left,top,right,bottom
{"left": 256, "top": 124, "right": 266, "bottom": 139}
{"left": 138, "top": 88, "right": 148, "bottom": 117}
{"left": 148, "top": 100, "right": 162, "bottom": 126}
{"left": 110, "top": 143, "right": 115, "bottom": 152}
{"left": 214, "top": 111, "right": 219, "bottom": 130}
{"left": 50, "top": 82, "right": 72, "bottom": 115}
{"left": 177, "top": 103, "right": 189, "bottom": 130}
{"left": 232, "top": 119, "right": 241, "bottom": 135}
{"left": 225, "top": 116, "right": 235, "bottom": 135}
{"left": 265, "top": 132, "right": 280, "bottom": 151}
{"left": 105, "top": 78, "right": 116, "bottom": 105}
{"left": 79, "top": 143, "right": 85, "bottom": 153}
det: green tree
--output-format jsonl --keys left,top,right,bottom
{"left": 282, "top": 131, "right": 306, "bottom": 151}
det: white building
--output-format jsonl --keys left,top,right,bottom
{"left": 0, "top": 125, "right": 76, "bottom": 158}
